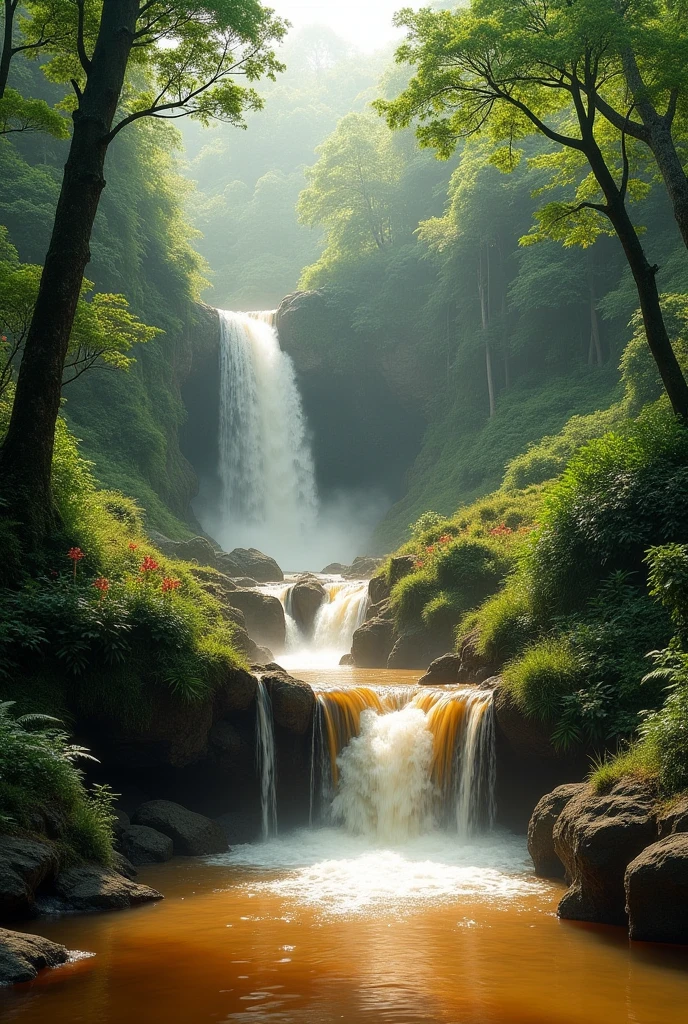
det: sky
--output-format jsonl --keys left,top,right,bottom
{"left": 272, "top": 0, "right": 408, "bottom": 52}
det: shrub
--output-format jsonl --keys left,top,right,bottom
{"left": 0, "top": 701, "right": 115, "bottom": 864}
{"left": 409, "top": 511, "right": 448, "bottom": 538}
{"left": 458, "top": 580, "right": 538, "bottom": 664}
{"left": 390, "top": 570, "right": 438, "bottom": 628}
{"left": 503, "top": 638, "right": 582, "bottom": 722}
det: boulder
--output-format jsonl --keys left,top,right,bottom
{"left": 0, "top": 837, "right": 58, "bottom": 920}
{"left": 169, "top": 536, "right": 217, "bottom": 565}
{"left": 189, "top": 566, "right": 238, "bottom": 601}
{"left": 118, "top": 825, "right": 174, "bottom": 867}
{"left": 112, "top": 853, "right": 138, "bottom": 880}
{"left": 289, "top": 580, "right": 325, "bottom": 634}
{"left": 342, "top": 556, "right": 383, "bottom": 580}
{"left": 132, "top": 800, "right": 228, "bottom": 856}
{"left": 0, "top": 928, "right": 69, "bottom": 986}
{"left": 387, "top": 631, "right": 438, "bottom": 670}
{"left": 387, "top": 555, "right": 416, "bottom": 587}
{"left": 219, "top": 548, "right": 283, "bottom": 584}
{"left": 418, "top": 653, "right": 462, "bottom": 686}
{"left": 527, "top": 783, "right": 587, "bottom": 878}
{"left": 339, "top": 653, "right": 354, "bottom": 666}
{"left": 368, "top": 574, "right": 390, "bottom": 607}
{"left": 111, "top": 809, "right": 130, "bottom": 837}
{"left": 226, "top": 590, "right": 286, "bottom": 651}
{"left": 493, "top": 684, "right": 558, "bottom": 759}
{"left": 321, "top": 562, "right": 345, "bottom": 574}
{"left": 352, "top": 617, "right": 395, "bottom": 668}
{"left": 209, "top": 719, "right": 253, "bottom": 771}
{"left": 261, "top": 668, "right": 316, "bottom": 735}
{"left": 53, "top": 866, "right": 162, "bottom": 914}
{"left": 554, "top": 780, "right": 658, "bottom": 925}
{"left": 231, "top": 577, "right": 259, "bottom": 588}
{"left": 214, "top": 667, "right": 258, "bottom": 715}
{"left": 625, "top": 833, "right": 688, "bottom": 944}
{"left": 658, "top": 795, "right": 688, "bottom": 838}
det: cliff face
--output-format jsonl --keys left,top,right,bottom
{"left": 276, "top": 290, "right": 429, "bottom": 503}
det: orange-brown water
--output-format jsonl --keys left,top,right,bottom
{"left": 2, "top": 666, "right": 687, "bottom": 1023}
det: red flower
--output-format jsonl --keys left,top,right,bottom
{"left": 426, "top": 544, "right": 436, "bottom": 554}
{"left": 161, "top": 577, "right": 181, "bottom": 594}
{"left": 489, "top": 524, "right": 513, "bottom": 537}
{"left": 438, "top": 534, "right": 452, "bottom": 544}
{"left": 68, "top": 547, "right": 84, "bottom": 561}
{"left": 414, "top": 559, "right": 425, "bottom": 569}
{"left": 128, "top": 542, "right": 139, "bottom": 552}
{"left": 1, "top": 336, "right": 6, "bottom": 342}
{"left": 139, "top": 556, "right": 159, "bottom": 573}
{"left": 93, "top": 577, "right": 110, "bottom": 598}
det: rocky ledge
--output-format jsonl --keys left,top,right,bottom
{"left": 0, "top": 927, "right": 70, "bottom": 986}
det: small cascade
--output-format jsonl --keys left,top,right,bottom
{"left": 255, "top": 679, "right": 278, "bottom": 840}
{"left": 275, "top": 578, "right": 370, "bottom": 668}
{"left": 310, "top": 685, "right": 496, "bottom": 838}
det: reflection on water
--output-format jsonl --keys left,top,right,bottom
{"left": 2, "top": 827, "right": 688, "bottom": 1024}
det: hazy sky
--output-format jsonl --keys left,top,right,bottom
{"left": 273, "top": 1, "right": 408, "bottom": 51}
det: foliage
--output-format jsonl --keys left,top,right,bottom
{"left": 409, "top": 511, "right": 448, "bottom": 538}
{"left": 0, "top": 700, "right": 115, "bottom": 864}
{"left": 503, "top": 639, "right": 582, "bottom": 724}
{"left": 458, "top": 581, "right": 537, "bottom": 665}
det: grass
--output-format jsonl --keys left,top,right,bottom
{"left": 502, "top": 638, "right": 581, "bottom": 722}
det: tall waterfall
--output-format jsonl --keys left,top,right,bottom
{"left": 212, "top": 310, "right": 318, "bottom": 566}
{"left": 310, "top": 685, "right": 497, "bottom": 840}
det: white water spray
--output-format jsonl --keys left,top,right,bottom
{"left": 276, "top": 578, "right": 369, "bottom": 671}
{"left": 255, "top": 679, "right": 278, "bottom": 840}
{"left": 211, "top": 310, "right": 319, "bottom": 566}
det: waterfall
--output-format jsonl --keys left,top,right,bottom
{"left": 310, "top": 685, "right": 496, "bottom": 839}
{"left": 255, "top": 679, "right": 278, "bottom": 840}
{"left": 210, "top": 309, "right": 319, "bottom": 566}
{"left": 274, "top": 578, "right": 370, "bottom": 670}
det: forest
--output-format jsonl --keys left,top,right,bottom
{"left": 0, "top": 0, "right": 688, "bottom": 1019}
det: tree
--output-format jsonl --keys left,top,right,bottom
{"left": 0, "top": 0, "right": 69, "bottom": 136}
{"left": 0, "top": 0, "right": 286, "bottom": 545}
{"left": 376, "top": 0, "right": 688, "bottom": 421}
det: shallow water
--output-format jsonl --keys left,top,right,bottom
{"left": 3, "top": 827, "right": 688, "bottom": 1024}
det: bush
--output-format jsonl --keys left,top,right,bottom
{"left": 458, "top": 581, "right": 537, "bottom": 663}
{"left": 0, "top": 701, "right": 115, "bottom": 864}
{"left": 390, "top": 570, "right": 438, "bottom": 628}
{"left": 503, "top": 639, "right": 582, "bottom": 722}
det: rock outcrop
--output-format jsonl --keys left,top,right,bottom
{"left": 658, "top": 795, "right": 688, "bottom": 838}
{"left": 261, "top": 667, "right": 315, "bottom": 735}
{"left": 554, "top": 781, "right": 658, "bottom": 925}
{"left": 387, "top": 630, "right": 440, "bottom": 670}
{"left": 226, "top": 590, "right": 286, "bottom": 651}
{"left": 289, "top": 580, "right": 325, "bottom": 635}
{"left": 218, "top": 548, "right": 283, "bottom": 583}
{"left": 52, "top": 866, "right": 162, "bottom": 914}
{"left": 418, "top": 653, "right": 462, "bottom": 685}
{"left": 625, "top": 833, "right": 688, "bottom": 944}
{"left": 351, "top": 617, "right": 395, "bottom": 668}
{"left": 118, "top": 825, "right": 174, "bottom": 867}
{"left": 132, "top": 800, "right": 228, "bottom": 856}
{"left": 0, "top": 837, "right": 58, "bottom": 920}
{"left": 527, "top": 783, "right": 587, "bottom": 878}
{"left": 0, "top": 928, "right": 70, "bottom": 986}
{"left": 493, "top": 685, "right": 558, "bottom": 759}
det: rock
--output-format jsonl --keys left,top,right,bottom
{"left": 625, "top": 833, "right": 688, "bottom": 944}
{"left": 209, "top": 719, "right": 253, "bottom": 771}
{"left": 261, "top": 668, "right": 315, "bottom": 735}
{"left": 658, "top": 795, "right": 688, "bottom": 838}
{"left": 112, "top": 809, "right": 130, "bottom": 837}
{"left": 0, "top": 837, "right": 58, "bottom": 920}
{"left": 189, "top": 566, "right": 238, "bottom": 600}
{"left": 226, "top": 590, "right": 286, "bottom": 651}
{"left": 289, "top": 580, "right": 325, "bottom": 634}
{"left": 528, "top": 784, "right": 587, "bottom": 878}
{"left": 231, "top": 577, "right": 259, "bottom": 588}
{"left": 53, "top": 866, "right": 162, "bottom": 914}
{"left": 112, "top": 853, "right": 138, "bottom": 880}
{"left": 0, "top": 928, "right": 69, "bottom": 986}
{"left": 339, "top": 653, "right": 354, "bottom": 666}
{"left": 118, "top": 825, "right": 174, "bottom": 866}
{"left": 214, "top": 667, "right": 258, "bottom": 715}
{"left": 368, "top": 574, "right": 390, "bottom": 606}
{"left": 253, "top": 646, "right": 274, "bottom": 666}
{"left": 221, "top": 548, "right": 283, "bottom": 584}
{"left": 342, "top": 556, "right": 383, "bottom": 580}
{"left": 322, "top": 562, "right": 345, "bottom": 574}
{"left": 170, "top": 536, "right": 217, "bottom": 565}
{"left": 554, "top": 780, "right": 658, "bottom": 925}
{"left": 387, "top": 555, "right": 416, "bottom": 587}
{"left": 352, "top": 616, "right": 395, "bottom": 668}
{"left": 387, "top": 631, "right": 438, "bottom": 670}
{"left": 493, "top": 683, "right": 558, "bottom": 759}
{"left": 132, "top": 800, "right": 228, "bottom": 856}
{"left": 418, "top": 653, "right": 462, "bottom": 685}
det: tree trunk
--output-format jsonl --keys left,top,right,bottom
{"left": 621, "top": 48, "right": 688, "bottom": 252}
{"left": 0, "top": 0, "right": 17, "bottom": 99}
{"left": 0, "top": 0, "right": 139, "bottom": 542}
{"left": 584, "top": 137, "right": 688, "bottom": 420}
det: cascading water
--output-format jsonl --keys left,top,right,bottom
{"left": 310, "top": 684, "right": 497, "bottom": 840}
{"left": 255, "top": 679, "right": 278, "bottom": 840}
{"left": 208, "top": 310, "right": 319, "bottom": 566}
{"left": 275, "top": 578, "right": 370, "bottom": 670}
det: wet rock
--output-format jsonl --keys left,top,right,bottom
{"left": 209, "top": 719, "right": 253, "bottom": 771}
{"left": 132, "top": 800, "right": 228, "bottom": 856}
{"left": 554, "top": 780, "right": 658, "bottom": 925}
{"left": 0, "top": 837, "right": 58, "bottom": 920}
{"left": 261, "top": 668, "right": 315, "bottom": 735}
{"left": 625, "top": 833, "right": 688, "bottom": 943}
{"left": 214, "top": 667, "right": 258, "bottom": 715}
{"left": 253, "top": 646, "right": 274, "bottom": 666}
{"left": 368, "top": 574, "right": 390, "bottom": 606}
{"left": 0, "top": 927, "right": 69, "bottom": 986}
{"left": 528, "top": 784, "right": 587, "bottom": 879}
{"left": 658, "top": 795, "right": 688, "bottom": 838}
{"left": 112, "top": 853, "right": 138, "bottom": 880}
{"left": 418, "top": 653, "right": 462, "bottom": 685}
{"left": 53, "top": 866, "right": 162, "bottom": 914}
{"left": 493, "top": 684, "right": 558, "bottom": 759}
{"left": 231, "top": 577, "right": 259, "bottom": 588}
{"left": 226, "top": 590, "right": 286, "bottom": 651}
{"left": 342, "top": 556, "right": 383, "bottom": 580}
{"left": 290, "top": 580, "right": 326, "bottom": 634}
{"left": 387, "top": 630, "right": 439, "bottom": 670}
{"left": 321, "top": 562, "right": 345, "bottom": 574}
{"left": 351, "top": 616, "right": 395, "bottom": 668}
{"left": 219, "top": 548, "right": 283, "bottom": 584}
{"left": 339, "top": 653, "right": 354, "bottom": 666}
{"left": 118, "top": 825, "right": 173, "bottom": 867}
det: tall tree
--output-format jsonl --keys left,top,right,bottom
{"left": 0, "top": 0, "right": 286, "bottom": 544}
{"left": 0, "top": 0, "right": 69, "bottom": 136}
{"left": 377, "top": 0, "right": 688, "bottom": 420}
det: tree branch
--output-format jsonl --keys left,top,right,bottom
{"left": 75, "top": 0, "right": 91, "bottom": 74}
